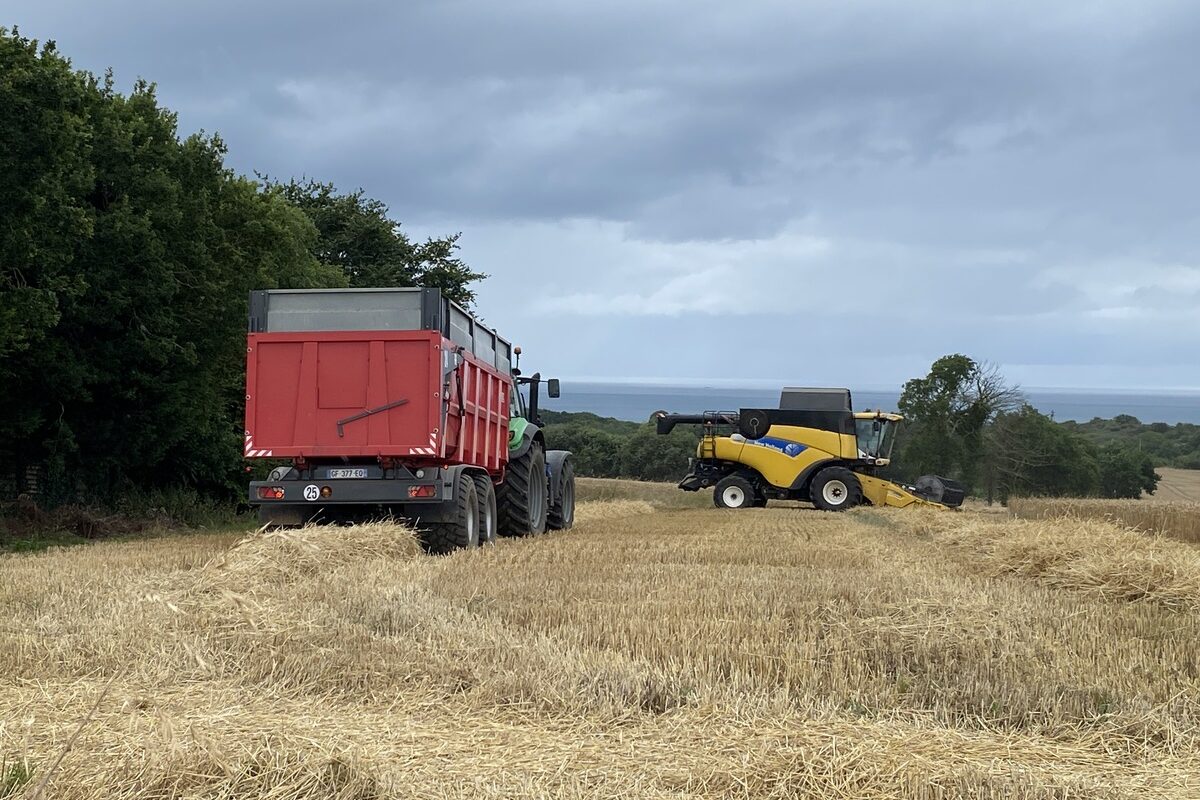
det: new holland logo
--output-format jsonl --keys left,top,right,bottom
{"left": 749, "top": 437, "right": 808, "bottom": 458}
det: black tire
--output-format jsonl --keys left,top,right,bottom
{"left": 714, "top": 475, "right": 755, "bottom": 509}
{"left": 548, "top": 459, "right": 575, "bottom": 530}
{"left": 498, "top": 440, "right": 549, "bottom": 537}
{"left": 472, "top": 474, "right": 498, "bottom": 545}
{"left": 422, "top": 472, "right": 479, "bottom": 553}
{"left": 738, "top": 409, "right": 772, "bottom": 440}
{"left": 809, "top": 467, "right": 863, "bottom": 512}
{"left": 752, "top": 494, "right": 768, "bottom": 508}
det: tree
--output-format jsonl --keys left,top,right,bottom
{"left": 895, "top": 355, "right": 1022, "bottom": 489}
{"left": 273, "top": 179, "right": 485, "bottom": 306}
{"left": 983, "top": 405, "right": 1099, "bottom": 502}
{"left": 1097, "top": 446, "right": 1159, "bottom": 499}
{"left": 0, "top": 29, "right": 93, "bottom": 401}
{"left": 0, "top": 32, "right": 343, "bottom": 504}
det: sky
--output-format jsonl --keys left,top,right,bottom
{"left": 8, "top": 0, "right": 1200, "bottom": 391}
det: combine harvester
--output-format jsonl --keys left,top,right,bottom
{"left": 656, "top": 387, "right": 964, "bottom": 511}
{"left": 243, "top": 288, "right": 575, "bottom": 552}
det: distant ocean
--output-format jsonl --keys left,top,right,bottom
{"left": 543, "top": 382, "right": 1200, "bottom": 426}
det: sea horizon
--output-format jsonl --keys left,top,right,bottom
{"left": 543, "top": 380, "right": 1200, "bottom": 426}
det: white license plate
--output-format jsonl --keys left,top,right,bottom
{"left": 327, "top": 468, "right": 368, "bottom": 479}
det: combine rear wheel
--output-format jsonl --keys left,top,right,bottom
{"left": 809, "top": 467, "right": 862, "bottom": 512}
{"left": 498, "top": 441, "right": 549, "bottom": 536}
{"left": 714, "top": 475, "right": 755, "bottom": 509}
{"left": 548, "top": 459, "right": 575, "bottom": 530}
{"left": 422, "top": 472, "right": 479, "bottom": 553}
{"left": 472, "top": 474, "right": 498, "bottom": 545}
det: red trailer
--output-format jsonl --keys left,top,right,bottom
{"left": 244, "top": 288, "right": 575, "bottom": 552}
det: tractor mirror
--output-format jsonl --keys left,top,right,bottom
{"left": 873, "top": 419, "right": 882, "bottom": 432}
{"left": 547, "top": 378, "right": 561, "bottom": 398}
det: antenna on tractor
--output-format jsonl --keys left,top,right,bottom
{"left": 514, "top": 345, "right": 522, "bottom": 373}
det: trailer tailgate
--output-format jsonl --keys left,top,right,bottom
{"left": 245, "top": 330, "right": 447, "bottom": 459}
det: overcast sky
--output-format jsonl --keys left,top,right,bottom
{"left": 10, "top": 0, "right": 1200, "bottom": 390}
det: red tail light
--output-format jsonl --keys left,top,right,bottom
{"left": 408, "top": 484, "right": 436, "bottom": 498}
{"left": 257, "top": 486, "right": 285, "bottom": 500}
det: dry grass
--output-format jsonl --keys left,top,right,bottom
{"left": 3, "top": 490, "right": 1200, "bottom": 798}
{"left": 1009, "top": 497, "right": 1200, "bottom": 544}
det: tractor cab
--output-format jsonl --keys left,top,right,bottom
{"left": 853, "top": 411, "right": 902, "bottom": 464}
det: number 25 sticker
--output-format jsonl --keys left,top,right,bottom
{"left": 303, "top": 485, "right": 320, "bottom": 502}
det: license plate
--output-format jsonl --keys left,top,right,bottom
{"left": 327, "top": 468, "right": 368, "bottom": 479}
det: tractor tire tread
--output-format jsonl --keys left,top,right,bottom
{"left": 498, "top": 442, "right": 547, "bottom": 537}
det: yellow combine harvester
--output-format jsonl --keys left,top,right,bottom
{"left": 655, "top": 387, "right": 964, "bottom": 511}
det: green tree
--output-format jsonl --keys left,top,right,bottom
{"left": 983, "top": 405, "right": 1099, "bottom": 502}
{"left": 619, "top": 425, "right": 697, "bottom": 482}
{"left": 895, "top": 355, "right": 1022, "bottom": 489}
{"left": 0, "top": 33, "right": 342, "bottom": 504}
{"left": 0, "top": 29, "right": 92, "bottom": 406}
{"left": 1097, "top": 446, "right": 1159, "bottom": 499}
{"left": 273, "top": 179, "right": 485, "bottom": 306}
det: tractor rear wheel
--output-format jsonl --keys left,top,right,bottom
{"left": 548, "top": 459, "right": 575, "bottom": 530}
{"left": 422, "top": 472, "right": 479, "bottom": 553}
{"left": 809, "top": 467, "right": 862, "bottom": 511}
{"left": 472, "top": 474, "right": 498, "bottom": 545}
{"left": 498, "top": 440, "right": 549, "bottom": 536}
{"left": 714, "top": 475, "right": 755, "bottom": 509}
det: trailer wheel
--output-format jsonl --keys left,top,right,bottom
{"left": 809, "top": 467, "right": 862, "bottom": 512}
{"left": 714, "top": 475, "right": 755, "bottom": 509}
{"left": 498, "top": 440, "right": 549, "bottom": 537}
{"left": 548, "top": 459, "right": 575, "bottom": 530}
{"left": 472, "top": 474, "right": 498, "bottom": 545}
{"left": 422, "top": 472, "right": 479, "bottom": 553}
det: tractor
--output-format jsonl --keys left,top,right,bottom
{"left": 244, "top": 287, "right": 576, "bottom": 552}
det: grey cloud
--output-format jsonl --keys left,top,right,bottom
{"left": 7, "top": 0, "right": 1200, "bottom": 388}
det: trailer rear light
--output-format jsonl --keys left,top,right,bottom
{"left": 320, "top": 486, "right": 332, "bottom": 498}
{"left": 257, "top": 486, "right": 285, "bottom": 500}
{"left": 408, "top": 484, "right": 436, "bottom": 498}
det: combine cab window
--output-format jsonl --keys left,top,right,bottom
{"left": 856, "top": 418, "right": 898, "bottom": 459}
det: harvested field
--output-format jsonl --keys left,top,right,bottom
{"left": 1153, "top": 468, "right": 1200, "bottom": 503}
{"left": 3, "top": 488, "right": 1199, "bottom": 798}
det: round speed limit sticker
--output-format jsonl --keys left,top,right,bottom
{"left": 303, "top": 485, "right": 320, "bottom": 502}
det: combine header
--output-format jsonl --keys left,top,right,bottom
{"left": 656, "top": 387, "right": 964, "bottom": 511}
{"left": 244, "top": 288, "right": 575, "bottom": 552}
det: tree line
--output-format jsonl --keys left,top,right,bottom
{"left": 0, "top": 29, "right": 481, "bottom": 506}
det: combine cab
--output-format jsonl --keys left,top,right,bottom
{"left": 656, "top": 387, "right": 964, "bottom": 511}
{"left": 244, "top": 288, "right": 575, "bottom": 551}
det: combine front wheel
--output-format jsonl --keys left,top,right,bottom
{"left": 714, "top": 475, "right": 755, "bottom": 509}
{"left": 810, "top": 467, "right": 862, "bottom": 512}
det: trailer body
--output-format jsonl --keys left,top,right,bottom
{"left": 244, "top": 288, "right": 512, "bottom": 518}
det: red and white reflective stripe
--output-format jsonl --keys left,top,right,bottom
{"left": 244, "top": 433, "right": 273, "bottom": 458}
{"left": 408, "top": 433, "right": 439, "bottom": 456}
